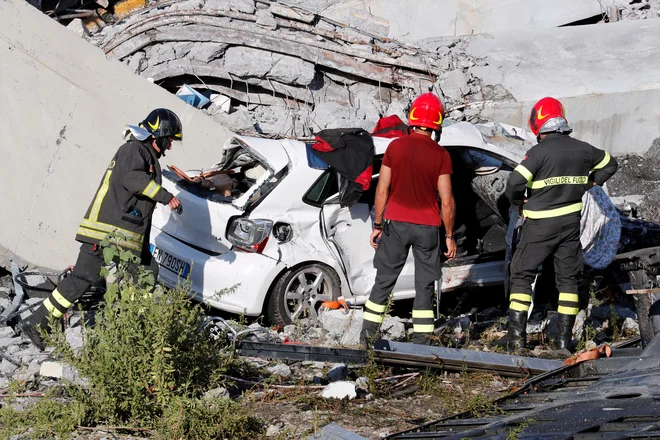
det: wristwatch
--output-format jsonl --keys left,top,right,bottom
{"left": 445, "top": 234, "right": 455, "bottom": 240}
{"left": 374, "top": 222, "right": 383, "bottom": 230}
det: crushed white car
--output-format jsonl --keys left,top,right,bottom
{"left": 149, "top": 121, "right": 544, "bottom": 326}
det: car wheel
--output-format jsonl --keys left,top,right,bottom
{"left": 267, "top": 263, "right": 341, "bottom": 326}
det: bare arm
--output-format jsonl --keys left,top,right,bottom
{"left": 374, "top": 165, "right": 392, "bottom": 224}
{"left": 370, "top": 165, "right": 391, "bottom": 249}
{"left": 438, "top": 173, "right": 456, "bottom": 259}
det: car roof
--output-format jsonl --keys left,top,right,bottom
{"left": 237, "top": 121, "right": 534, "bottom": 168}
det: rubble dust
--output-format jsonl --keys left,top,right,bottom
{"left": 608, "top": 137, "right": 660, "bottom": 222}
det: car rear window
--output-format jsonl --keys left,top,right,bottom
{"left": 303, "top": 171, "right": 338, "bottom": 207}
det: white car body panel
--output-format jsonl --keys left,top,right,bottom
{"left": 151, "top": 226, "right": 285, "bottom": 315}
{"left": 150, "top": 122, "right": 534, "bottom": 317}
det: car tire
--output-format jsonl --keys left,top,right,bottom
{"left": 267, "top": 263, "right": 341, "bottom": 326}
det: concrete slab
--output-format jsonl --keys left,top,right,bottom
{"left": 464, "top": 18, "right": 660, "bottom": 103}
{"left": 478, "top": 87, "right": 660, "bottom": 156}
{"left": 0, "top": 0, "right": 233, "bottom": 270}
{"left": 463, "top": 18, "right": 660, "bottom": 156}
{"left": 321, "top": 0, "right": 604, "bottom": 41}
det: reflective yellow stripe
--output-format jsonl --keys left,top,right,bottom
{"left": 363, "top": 311, "right": 384, "bottom": 324}
{"left": 558, "top": 305, "right": 579, "bottom": 315}
{"left": 52, "top": 289, "right": 72, "bottom": 309}
{"left": 523, "top": 202, "right": 582, "bottom": 219}
{"left": 559, "top": 293, "right": 579, "bottom": 303}
{"left": 412, "top": 310, "right": 434, "bottom": 319}
{"left": 77, "top": 227, "right": 142, "bottom": 251}
{"left": 366, "top": 300, "right": 387, "bottom": 313}
{"left": 44, "top": 298, "right": 63, "bottom": 318}
{"left": 515, "top": 165, "right": 533, "bottom": 183}
{"left": 142, "top": 181, "right": 161, "bottom": 199}
{"left": 80, "top": 219, "right": 142, "bottom": 242}
{"left": 592, "top": 152, "right": 611, "bottom": 171}
{"left": 413, "top": 324, "right": 435, "bottom": 333}
{"left": 89, "top": 170, "right": 112, "bottom": 221}
{"left": 510, "top": 301, "right": 530, "bottom": 312}
{"left": 510, "top": 293, "right": 532, "bottom": 302}
{"left": 529, "top": 175, "right": 588, "bottom": 190}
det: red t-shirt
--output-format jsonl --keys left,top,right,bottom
{"left": 382, "top": 133, "right": 453, "bottom": 226}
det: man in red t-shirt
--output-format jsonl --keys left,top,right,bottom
{"left": 360, "top": 93, "right": 456, "bottom": 347}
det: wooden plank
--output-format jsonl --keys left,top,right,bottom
{"left": 626, "top": 288, "right": 660, "bottom": 295}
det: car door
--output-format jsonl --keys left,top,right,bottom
{"left": 320, "top": 187, "right": 376, "bottom": 297}
{"left": 318, "top": 155, "right": 417, "bottom": 298}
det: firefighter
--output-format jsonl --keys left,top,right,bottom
{"left": 495, "top": 97, "right": 618, "bottom": 352}
{"left": 17, "top": 108, "right": 183, "bottom": 350}
{"left": 359, "top": 92, "right": 457, "bottom": 347}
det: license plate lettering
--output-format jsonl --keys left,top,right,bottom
{"left": 150, "top": 245, "right": 190, "bottom": 278}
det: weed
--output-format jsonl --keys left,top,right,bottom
{"left": 6, "top": 232, "right": 265, "bottom": 439}
{"left": 576, "top": 323, "right": 597, "bottom": 352}
{"left": 465, "top": 394, "right": 503, "bottom": 418}
{"left": 589, "top": 276, "right": 606, "bottom": 307}
{"left": 609, "top": 305, "right": 622, "bottom": 341}
{"left": 506, "top": 418, "right": 535, "bottom": 440}
{"left": 0, "top": 389, "right": 87, "bottom": 439}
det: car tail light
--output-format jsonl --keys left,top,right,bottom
{"left": 226, "top": 218, "right": 273, "bottom": 253}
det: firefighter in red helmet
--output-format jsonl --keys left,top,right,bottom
{"left": 493, "top": 97, "right": 618, "bottom": 352}
{"left": 360, "top": 92, "right": 456, "bottom": 347}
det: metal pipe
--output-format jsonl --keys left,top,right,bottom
{"left": 0, "top": 264, "right": 26, "bottom": 325}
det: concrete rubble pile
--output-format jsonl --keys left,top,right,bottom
{"left": 87, "top": 0, "right": 492, "bottom": 136}
{"left": 609, "top": 138, "right": 660, "bottom": 223}
{"left": 617, "top": 0, "right": 660, "bottom": 20}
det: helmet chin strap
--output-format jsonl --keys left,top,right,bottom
{"left": 154, "top": 137, "right": 170, "bottom": 158}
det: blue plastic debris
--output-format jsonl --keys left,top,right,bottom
{"left": 176, "top": 84, "right": 210, "bottom": 108}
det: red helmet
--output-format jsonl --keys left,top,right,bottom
{"left": 528, "top": 97, "right": 567, "bottom": 136}
{"left": 407, "top": 93, "right": 444, "bottom": 131}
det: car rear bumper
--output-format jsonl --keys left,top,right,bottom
{"left": 150, "top": 226, "right": 286, "bottom": 316}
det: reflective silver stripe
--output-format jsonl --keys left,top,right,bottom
{"left": 510, "top": 293, "right": 532, "bottom": 302}
{"left": 559, "top": 293, "right": 579, "bottom": 303}
{"left": 77, "top": 227, "right": 142, "bottom": 251}
{"left": 365, "top": 300, "right": 387, "bottom": 313}
{"left": 363, "top": 311, "right": 384, "bottom": 324}
{"left": 412, "top": 310, "right": 434, "bottom": 319}
{"left": 558, "top": 305, "right": 579, "bottom": 315}
{"left": 514, "top": 165, "right": 533, "bottom": 183}
{"left": 44, "top": 298, "right": 63, "bottom": 318}
{"left": 89, "top": 170, "right": 112, "bottom": 221}
{"left": 592, "top": 152, "right": 611, "bottom": 171}
{"left": 80, "top": 219, "right": 142, "bottom": 242}
{"left": 413, "top": 324, "right": 435, "bottom": 333}
{"left": 528, "top": 175, "right": 588, "bottom": 190}
{"left": 142, "top": 181, "right": 161, "bottom": 199}
{"left": 52, "top": 289, "right": 72, "bottom": 309}
{"left": 523, "top": 202, "right": 582, "bottom": 219}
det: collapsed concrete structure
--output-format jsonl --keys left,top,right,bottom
{"left": 5, "top": 0, "right": 660, "bottom": 271}
{"left": 0, "top": 0, "right": 233, "bottom": 270}
{"left": 87, "top": 0, "right": 660, "bottom": 156}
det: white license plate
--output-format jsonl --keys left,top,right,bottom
{"left": 150, "top": 244, "right": 191, "bottom": 278}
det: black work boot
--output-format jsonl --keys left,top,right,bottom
{"left": 555, "top": 313, "right": 576, "bottom": 351}
{"left": 492, "top": 309, "right": 528, "bottom": 352}
{"left": 16, "top": 306, "right": 51, "bottom": 351}
{"left": 411, "top": 333, "right": 433, "bottom": 345}
{"left": 360, "top": 322, "right": 380, "bottom": 349}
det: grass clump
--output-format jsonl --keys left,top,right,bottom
{"left": 4, "top": 232, "right": 264, "bottom": 439}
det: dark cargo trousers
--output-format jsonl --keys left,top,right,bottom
{"left": 508, "top": 213, "right": 583, "bottom": 317}
{"left": 24, "top": 241, "right": 159, "bottom": 331}
{"left": 360, "top": 220, "right": 441, "bottom": 345}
